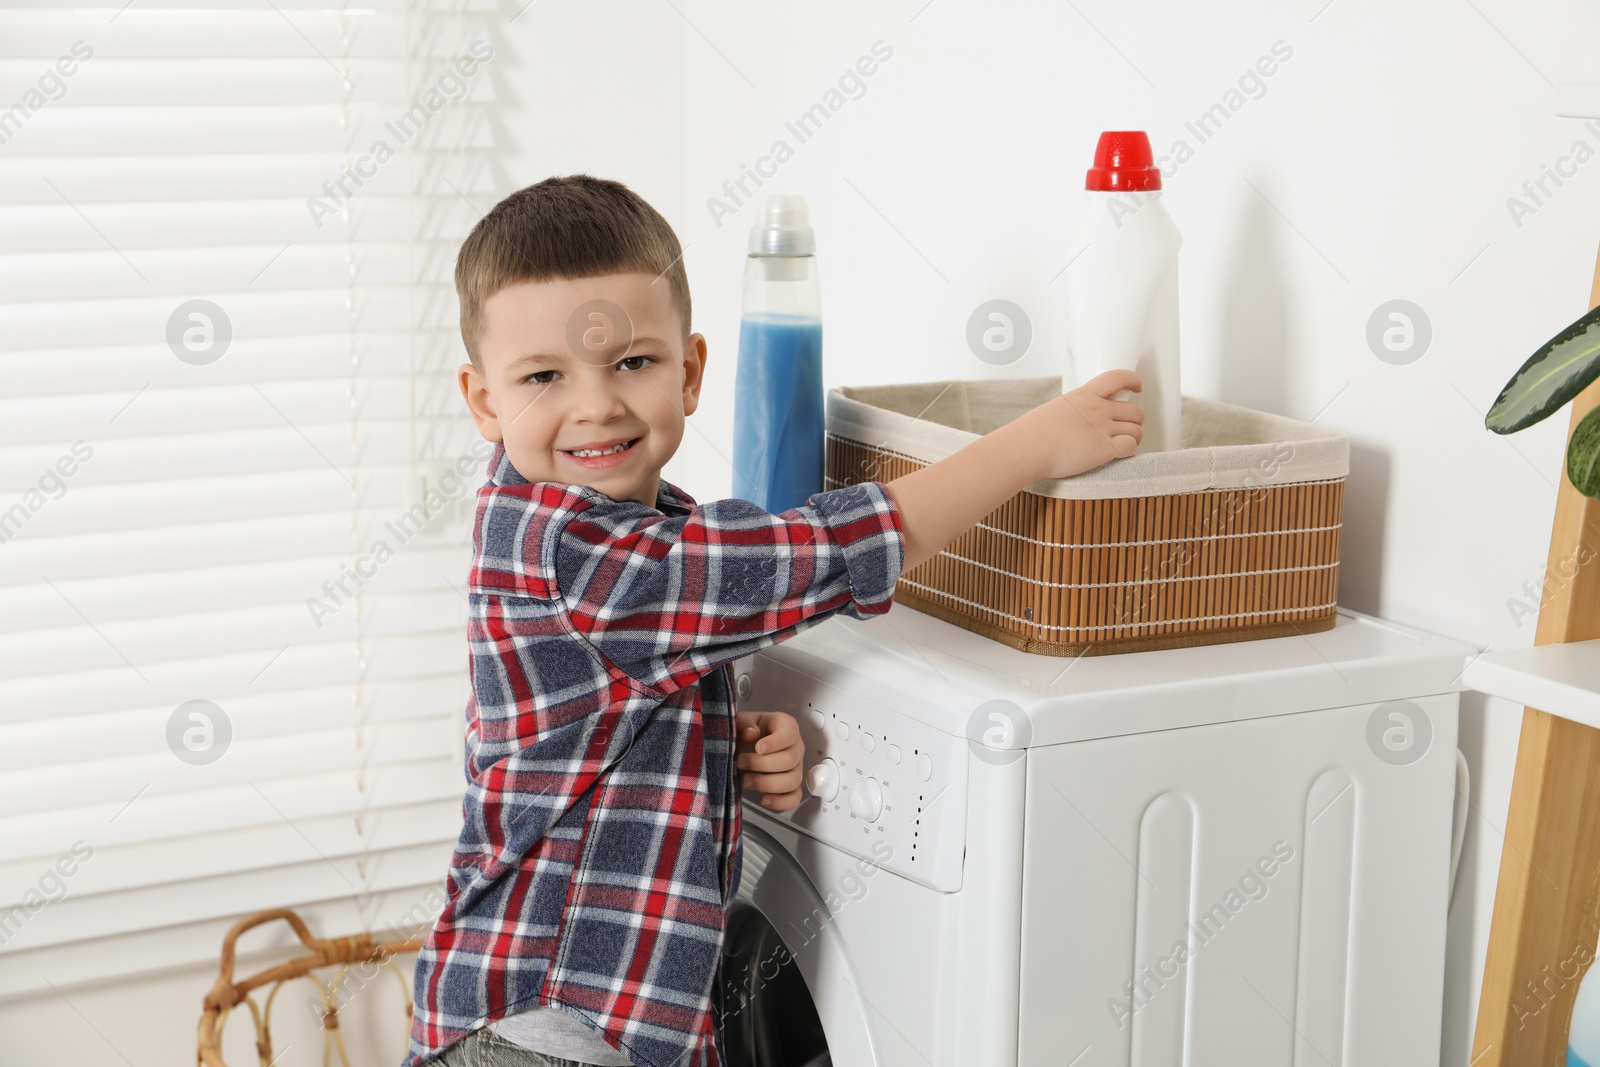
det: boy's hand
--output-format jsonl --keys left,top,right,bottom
{"left": 881, "top": 368, "right": 1146, "bottom": 573}
{"left": 1019, "top": 369, "right": 1145, "bottom": 481}
{"left": 735, "top": 711, "right": 805, "bottom": 811}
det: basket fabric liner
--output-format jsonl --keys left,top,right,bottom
{"left": 827, "top": 375, "right": 1348, "bottom": 500}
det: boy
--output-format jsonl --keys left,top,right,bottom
{"left": 406, "top": 174, "right": 1143, "bottom": 1067}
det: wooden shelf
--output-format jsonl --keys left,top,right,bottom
{"left": 1462, "top": 638, "right": 1600, "bottom": 730}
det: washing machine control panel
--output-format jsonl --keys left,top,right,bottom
{"left": 733, "top": 653, "right": 967, "bottom": 893}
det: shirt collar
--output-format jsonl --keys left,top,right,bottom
{"left": 486, "top": 441, "right": 696, "bottom": 515}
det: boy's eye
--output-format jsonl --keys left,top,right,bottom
{"left": 522, "top": 355, "right": 652, "bottom": 386}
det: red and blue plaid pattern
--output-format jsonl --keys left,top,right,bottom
{"left": 405, "top": 442, "right": 906, "bottom": 1067}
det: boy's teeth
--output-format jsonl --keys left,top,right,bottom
{"left": 570, "top": 439, "right": 632, "bottom": 457}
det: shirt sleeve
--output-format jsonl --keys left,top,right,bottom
{"left": 551, "top": 480, "right": 906, "bottom": 696}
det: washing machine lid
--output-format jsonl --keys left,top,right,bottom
{"left": 741, "top": 605, "right": 1477, "bottom": 746}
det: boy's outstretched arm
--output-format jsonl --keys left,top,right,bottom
{"left": 882, "top": 369, "right": 1144, "bottom": 571}
{"left": 546, "top": 369, "right": 1142, "bottom": 698}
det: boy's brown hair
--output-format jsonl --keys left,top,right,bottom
{"left": 455, "top": 174, "right": 692, "bottom": 370}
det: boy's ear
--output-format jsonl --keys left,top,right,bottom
{"left": 459, "top": 361, "right": 503, "bottom": 442}
{"left": 681, "top": 333, "right": 708, "bottom": 417}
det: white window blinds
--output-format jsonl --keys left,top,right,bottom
{"left": 0, "top": 0, "right": 495, "bottom": 993}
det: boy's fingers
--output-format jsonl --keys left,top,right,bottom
{"left": 754, "top": 712, "right": 800, "bottom": 754}
{"left": 758, "top": 787, "right": 803, "bottom": 812}
{"left": 735, "top": 716, "right": 765, "bottom": 756}
{"left": 744, "top": 767, "right": 802, "bottom": 791}
{"left": 743, "top": 767, "right": 802, "bottom": 795}
{"left": 739, "top": 742, "right": 802, "bottom": 773}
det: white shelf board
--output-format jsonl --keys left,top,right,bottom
{"left": 1461, "top": 638, "right": 1600, "bottom": 730}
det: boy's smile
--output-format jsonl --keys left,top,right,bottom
{"left": 459, "top": 271, "right": 708, "bottom": 509}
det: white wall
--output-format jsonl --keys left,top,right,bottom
{"left": 672, "top": 3, "right": 1600, "bottom": 1065}
{"left": 9, "top": 1, "right": 1599, "bottom": 1063}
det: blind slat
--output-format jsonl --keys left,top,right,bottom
{"left": 0, "top": 546, "right": 472, "bottom": 635}
{"left": 0, "top": 331, "right": 461, "bottom": 395}
{"left": 0, "top": 757, "right": 464, "bottom": 860}
{"left": 0, "top": 671, "right": 467, "bottom": 769}
{"left": 0, "top": 880, "right": 446, "bottom": 1000}
{"left": 0, "top": 797, "right": 462, "bottom": 906}
{"left": 0, "top": 629, "right": 471, "bottom": 720}
{"left": 0, "top": 164, "right": 497, "bottom": 206}
{"left": 0, "top": 503, "right": 483, "bottom": 588}
{"left": 1, "top": 592, "right": 469, "bottom": 689}
{"left": 0, "top": 717, "right": 460, "bottom": 816}
{"left": 3, "top": 840, "right": 455, "bottom": 954}
{"left": 6, "top": 106, "right": 496, "bottom": 158}
{"left": 0, "top": 289, "right": 457, "bottom": 348}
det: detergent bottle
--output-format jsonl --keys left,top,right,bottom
{"left": 1063, "top": 130, "right": 1183, "bottom": 453}
{"left": 732, "top": 194, "right": 824, "bottom": 514}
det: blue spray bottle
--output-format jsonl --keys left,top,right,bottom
{"left": 731, "top": 194, "right": 823, "bottom": 515}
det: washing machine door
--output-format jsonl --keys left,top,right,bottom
{"left": 722, "top": 820, "right": 878, "bottom": 1067}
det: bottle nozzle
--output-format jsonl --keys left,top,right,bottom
{"left": 748, "top": 194, "right": 816, "bottom": 255}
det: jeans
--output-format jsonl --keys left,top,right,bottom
{"left": 434, "top": 1025, "right": 620, "bottom": 1067}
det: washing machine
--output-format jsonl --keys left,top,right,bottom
{"left": 719, "top": 603, "right": 1476, "bottom": 1067}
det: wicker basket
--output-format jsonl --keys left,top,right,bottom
{"left": 825, "top": 375, "right": 1348, "bottom": 657}
{"left": 196, "top": 908, "right": 422, "bottom": 1067}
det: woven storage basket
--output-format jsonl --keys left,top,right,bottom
{"left": 825, "top": 375, "right": 1348, "bottom": 657}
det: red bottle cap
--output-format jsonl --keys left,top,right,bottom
{"left": 1085, "top": 130, "right": 1161, "bottom": 191}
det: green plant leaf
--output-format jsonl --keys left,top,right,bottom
{"left": 1486, "top": 303, "right": 1600, "bottom": 434}
{"left": 1569, "top": 405, "right": 1600, "bottom": 499}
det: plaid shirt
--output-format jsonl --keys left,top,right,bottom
{"left": 405, "top": 442, "right": 906, "bottom": 1067}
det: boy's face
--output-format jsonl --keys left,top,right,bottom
{"left": 459, "top": 271, "right": 707, "bottom": 509}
